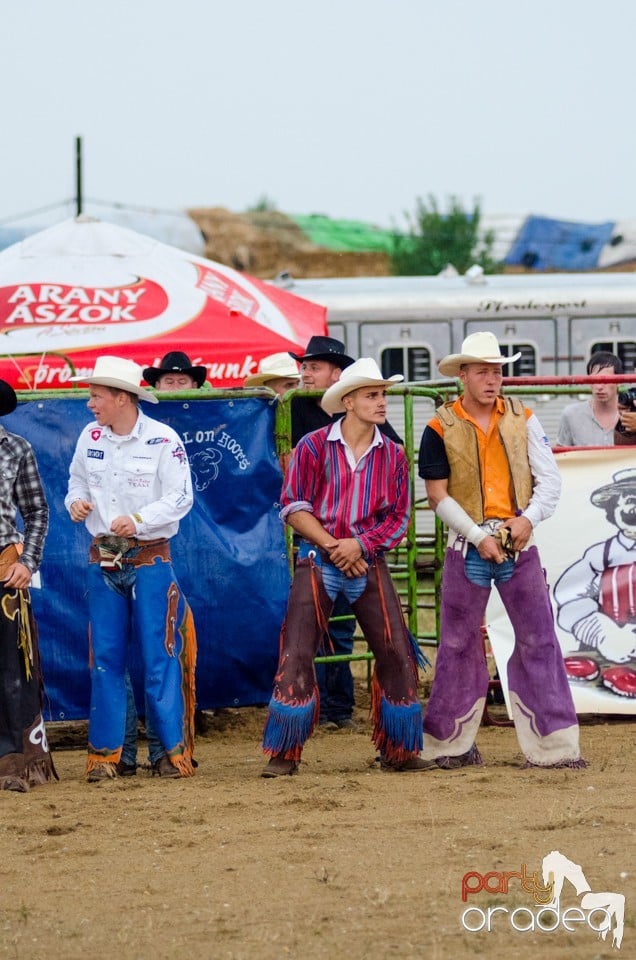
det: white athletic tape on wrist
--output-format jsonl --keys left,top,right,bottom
{"left": 435, "top": 496, "right": 487, "bottom": 547}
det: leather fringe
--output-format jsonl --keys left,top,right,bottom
{"left": 408, "top": 629, "right": 431, "bottom": 672}
{"left": 262, "top": 690, "right": 318, "bottom": 761}
{"left": 28, "top": 756, "right": 58, "bottom": 785}
{"left": 177, "top": 600, "right": 197, "bottom": 774}
{"left": 435, "top": 745, "right": 483, "bottom": 769}
{"left": 309, "top": 556, "right": 333, "bottom": 653}
{"left": 521, "top": 757, "right": 588, "bottom": 769}
{"left": 371, "top": 675, "right": 423, "bottom": 763}
{"left": 167, "top": 752, "right": 195, "bottom": 777}
{"left": 17, "top": 590, "right": 34, "bottom": 682}
{"left": 85, "top": 758, "right": 118, "bottom": 780}
{"left": 1, "top": 586, "right": 34, "bottom": 681}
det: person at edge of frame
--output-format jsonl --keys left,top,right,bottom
{"left": 556, "top": 351, "right": 623, "bottom": 447}
{"left": 0, "top": 379, "right": 56, "bottom": 793}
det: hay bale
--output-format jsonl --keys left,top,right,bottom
{"left": 188, "top": 206, "right": 391, "bottom": 278}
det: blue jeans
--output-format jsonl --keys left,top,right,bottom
{"left": 122, "top": 672, "right": 163, "bottom": 765}
{"left": 464, "top": 545, "right": 515, "bottom": 586}
{"left": 86, "top": 556, "right": 194, "bottom": 767}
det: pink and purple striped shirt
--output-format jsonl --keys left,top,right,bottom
{"left": 280, "top": 422, "right": 410, "bottom": 558}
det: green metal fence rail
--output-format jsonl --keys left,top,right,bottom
{"left": 274, "top": 380, "right": 604, "bottom": 677}
{"left": 23, "top": 380, "right": 596, "bottom": 679}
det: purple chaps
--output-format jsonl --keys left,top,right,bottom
{"left": 423, "top": 547, "right": 583, "bottom": 767}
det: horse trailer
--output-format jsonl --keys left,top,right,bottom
{"left": 281, "top": 269, "right": 636, "bottom": 443}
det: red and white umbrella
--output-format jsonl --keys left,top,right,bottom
{"left": 0, "top": 216, "right": 327, "bottom": 390}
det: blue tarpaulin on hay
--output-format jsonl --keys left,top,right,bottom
{"left": 505, "top": 215, "right": 615, "bottom": 271}
{"left": 4, "top": 395, "right": 288, "bottom": 720}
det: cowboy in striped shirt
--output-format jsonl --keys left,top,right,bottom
{"left": 262, "top": 359, "right": 429, "bottom": 777}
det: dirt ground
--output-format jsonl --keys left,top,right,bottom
{"left": 1, "top": 682, "right": 634, "bottom": 960}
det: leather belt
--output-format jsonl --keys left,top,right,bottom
{"left": 89, "top": 536, "right": 170, "bottom": 569}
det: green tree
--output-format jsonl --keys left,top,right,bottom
{"left": 248, "top": 194, "right": 278, "bottom": 213}
{"left": 390, "top": 194, "right": 498, "bottom": 276}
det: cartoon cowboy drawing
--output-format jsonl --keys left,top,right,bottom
{"left": 554, "top": 467, "right": 636, "bottom": 697}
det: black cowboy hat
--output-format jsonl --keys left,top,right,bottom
{"left": 0, "top": 380, "right": 18, "bottom": 417}
{"left": 591, "top": 468, "right": 636, "bottom": 506}
{"left": 143, "top": 351, "right": 207, "bottom": 388}
{"left": 289, "top": 335, "right": 354, "bottom": 370}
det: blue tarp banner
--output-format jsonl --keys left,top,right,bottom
{"left": 5, "top": 394, "right": 288, "bottom": 720}
{"left": 505, "top": 216, "right": 615, "bottom": 271}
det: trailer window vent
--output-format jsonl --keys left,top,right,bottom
{"left": 591, "top": 340, "right": 636, "bottom": 373}
{"left": 502, "top": 343, "right": 536, "bottom": 376}
{"left": 380, "top": 346, "right": 431, "bottom": 381}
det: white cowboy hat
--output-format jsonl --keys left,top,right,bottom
{"left": 70, "top": 356, "right": 159, "bottom": 403}
{"left": 321, "top": 357, "right": 403, "bottom": 415}
{"left": 243, "top": 352, "right": 301, "bottom": 387}
{"left": 438, "top": 331, "right": 521, "bottom": 378}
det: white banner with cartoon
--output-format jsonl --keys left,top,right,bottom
{"left": 487, "top": 447, "right": 636, "bottom": 714}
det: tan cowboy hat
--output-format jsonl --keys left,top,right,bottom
{"left": 321, "top": 357, "right": 403, "bottom": 415}
{"left": 70, "top": 356, "right": 159, "bottom": 403}
{"left": 438, "top": 331, "right": 521, "bottom": 378}
{"left": 244, "top": 352, "right": 301, "bottom": 387}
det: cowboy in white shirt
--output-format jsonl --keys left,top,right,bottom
{"left": 65, "top": 356, "right": 196, "bottom": 782}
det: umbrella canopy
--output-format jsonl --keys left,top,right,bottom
{"left": 0, "top": 216, "right": 327, "bottom": 390}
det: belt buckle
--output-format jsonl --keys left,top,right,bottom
{"left": 494, "top": 526, "right": 515, "bottom": 560}
{"left": 482, "top": 519, "right": 500, "bottom": 536}
{"left": 100, "top": 536, "right": 131, "bottom": 553}
{"left": 98, "top": 536, "right": 131, "bottom": 569}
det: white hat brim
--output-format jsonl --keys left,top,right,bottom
{"left": 438, "top": 351, "right": 521, "bottom": 378}
{"left": 69, "top": 374, "right": 159, "bottom": 404}
{"left": 244, "top": 372, "right": 300, "bottom": 387}
{"left": 321, "top": 375, "right": 403, "bottom": 416}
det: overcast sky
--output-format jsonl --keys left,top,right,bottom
{"left": 2, "top": 1, "right": 635, "bottom": 229}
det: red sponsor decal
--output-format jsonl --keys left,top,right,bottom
{"left": 91, "top": 429, "right": 102, "bottom": 441}
{"left": 194, "top": 264, "right": 259, "bottom": 319}
{"left": 0, "top": 279, "right": 169, "bottom": 328}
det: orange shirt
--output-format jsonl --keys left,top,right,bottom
{"left": 429, "top": 396, "right": 532, "bottom": 520}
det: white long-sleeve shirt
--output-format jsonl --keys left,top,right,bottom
{"left": 523, "top": 414, "right": 563, "bottom": 528}
{"left": 65, "top": 408, "right": 193, "bottom": 540}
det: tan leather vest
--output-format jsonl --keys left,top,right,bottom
{"left": 435, "top": 397, "right": 534, "bottom": 522}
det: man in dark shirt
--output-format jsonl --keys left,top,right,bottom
{"left": 291, "top": 336, "right": 403, "bottom": 447}
{"left": 289, "top": 336, "right": 403, "bottom": 729}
